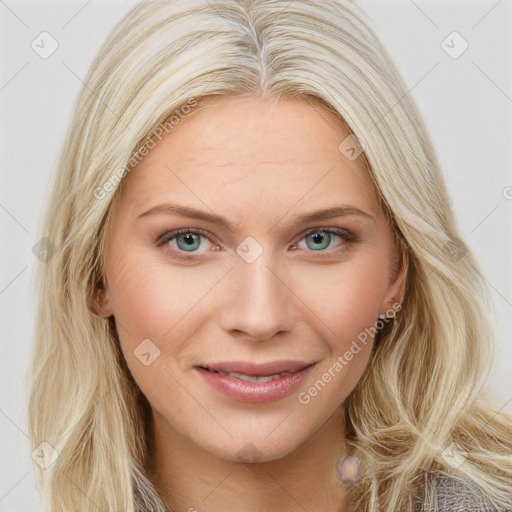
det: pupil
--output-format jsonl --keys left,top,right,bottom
{"left": 178, "top": 233, "right": 199, "bottom": 251}
{"left": 309, "top": 232, "right": 329, "bottom": 250}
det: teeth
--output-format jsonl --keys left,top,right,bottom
{"left": 217, "top": 370, "right": 286, "bottom": 382}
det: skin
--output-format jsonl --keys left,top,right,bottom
{"left": 92, "top": 95, "right": 406, "bottom": 512}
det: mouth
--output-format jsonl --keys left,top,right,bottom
{"left": 195, "top": 359, "right": 315, "bottom": 378}
{"left": 194, "top": 360, "right": 317, "bottom": 403}
{"left": 197, "top": 367, "right": 295, "bottom": 382}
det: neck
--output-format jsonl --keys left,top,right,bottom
{"left": 148, "top": 406, "right": 349, "bottom": 512}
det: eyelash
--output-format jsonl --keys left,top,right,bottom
{"left": 155, "top": 227, "right": 358, "bottom": 260}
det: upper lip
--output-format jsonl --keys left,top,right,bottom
{"left": 196, "top": 360, "right": 316, "bottom": 376}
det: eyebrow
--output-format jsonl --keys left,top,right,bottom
{"left": 137, "top": 202, "right": 375, "bottom": 230}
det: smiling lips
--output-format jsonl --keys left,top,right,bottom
{"left": 194, "top": 360, "right": 316, "bottom": 403}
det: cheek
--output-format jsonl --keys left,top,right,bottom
{"left": 294, "top": 255, "right": 388, "bottom": 391}
{"left": 108, "top": 244, "right": 387, "bottom": 350}
{"left": 105, "top": 254, "right": 212, "bottom": 402}
{"left": 106, "top": 249, "right": 210, "bottom": 335}
{"left": 108, "top": 259, "right": 174, "bottom": 339}
{"left": 299, "top": 254, "right": 389, "bottom": 341}
{"left": 105, "top": 251, "right": 231, "bottom": 374}
{"left": 107, "top": 241, "right": 387, "bottom": 380}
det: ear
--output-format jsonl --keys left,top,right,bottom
{"left": 379, "top": 247, "right": 407, "bottom": 317}
{"left": 88, "top": 283, "right": 114, "bottom": 318}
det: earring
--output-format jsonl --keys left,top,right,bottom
{"left": 378, "top": 303, "right": 402, "bottom": 321}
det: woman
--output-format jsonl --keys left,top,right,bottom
{"left": 27, "top": 1, "right": 512, "bottom": 511}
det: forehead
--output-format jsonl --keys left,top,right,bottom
{"left": 116, "top": 96, "right": 378, "bottom": 220}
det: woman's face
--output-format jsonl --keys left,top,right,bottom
{"left": 94, "top": 96, "right": 405, "bottom": 463}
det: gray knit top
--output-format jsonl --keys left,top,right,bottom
{"left": 416, "top": 471, "right": 511, "bottom": 512}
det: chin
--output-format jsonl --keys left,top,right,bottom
{"left": 196, "top": 429, "right": 306, "bottom": 464}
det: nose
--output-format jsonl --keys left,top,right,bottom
{"left": 219, "top": 252, "right": 297, "bottom": 342}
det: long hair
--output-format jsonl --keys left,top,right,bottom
{"left": 26, "top": 1, "right": 512, "bottom": 511}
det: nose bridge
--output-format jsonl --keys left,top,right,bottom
{"left": 219, "top": 247, "right": 296, "bottom": 340}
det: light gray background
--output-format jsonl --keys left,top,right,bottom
{"left": 1, "top": 1, "right": 511, "bottom": 510}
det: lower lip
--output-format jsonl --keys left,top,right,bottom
{"left": 195, "top": 365, "right": 315, "bottom": 403}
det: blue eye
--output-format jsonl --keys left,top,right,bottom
{"left": 156, "top": 228, "right": 214, "bottom": 254}
{"left": 174, "top": 232, "right": 201, "bottom": 252}
{"left": 156, "top": 227, "right": 356, "bottom": 258}
{"left": 300, "top": 230, "right": 346, "bottom": 251}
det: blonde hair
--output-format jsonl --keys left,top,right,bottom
{"left": 26, "top": 1, "right": 512, "bottom": 511}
